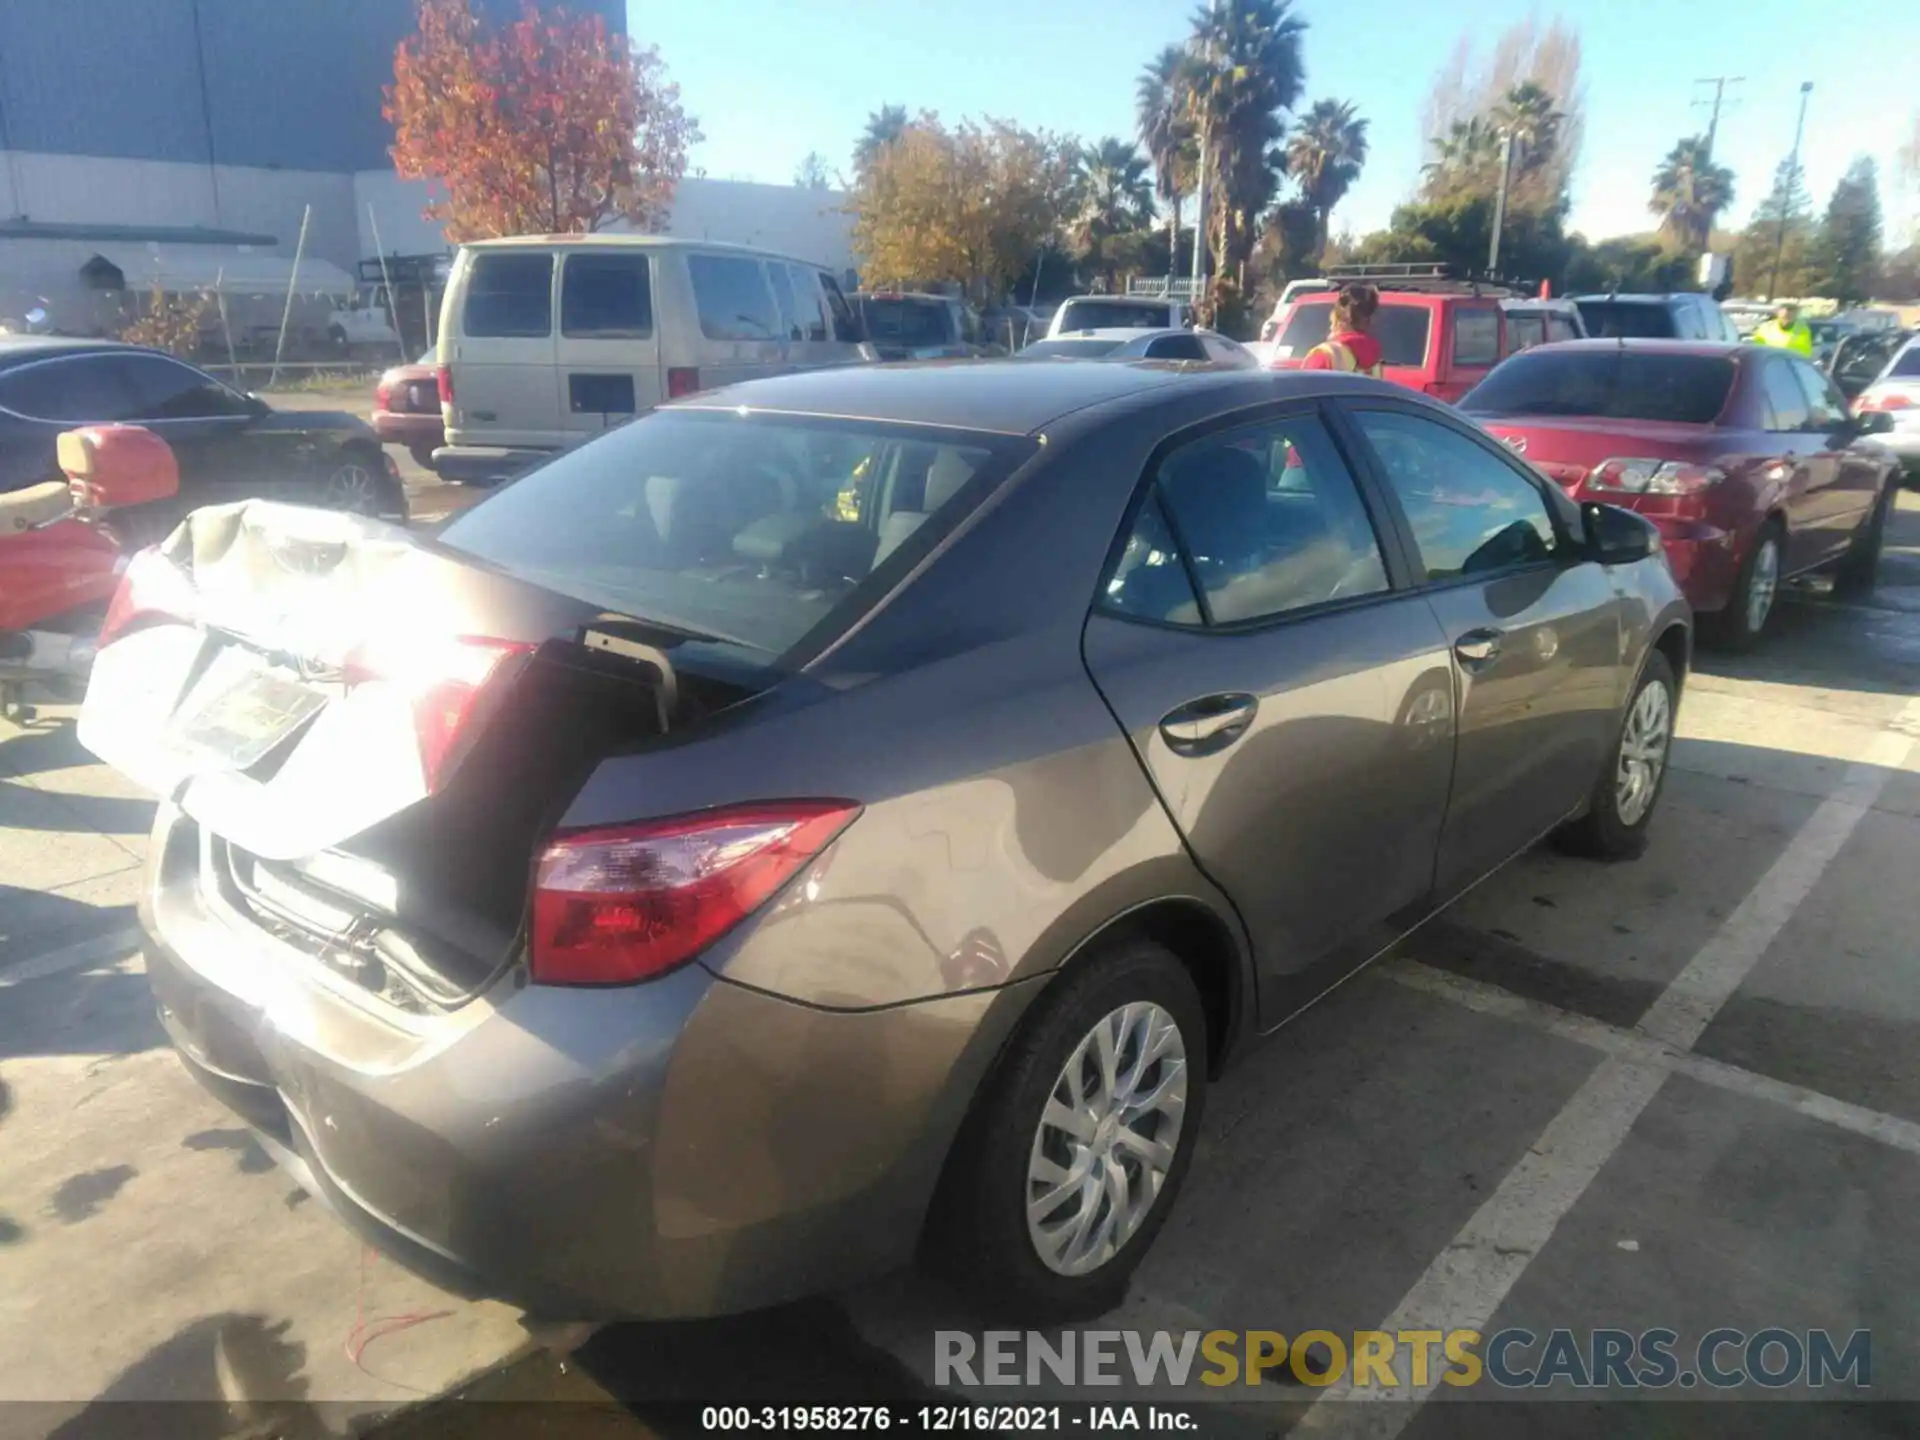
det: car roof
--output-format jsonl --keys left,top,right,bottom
{"left": 460, "top": 233, "right": 821, "bottom": 267}
{"left": 1569, "top": 293, "right": 1693, "bottom": 305}
{"left": 855, "top": 291, "right": 954, "bottom": 302}
{"left": 671, "top": 358, "right": 1384, "bottom": 435}
{"left": 1038, "top": 327, "right": 1193, "bottom": 342}
{"left": 1510, "top": 338, "right": 1749, "bottom": 359}
{"left": 0, "top": 336, "right": 137, "bottom": 365}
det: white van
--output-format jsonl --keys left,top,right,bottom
{"left": 434, "top": 235, "right": 869, "bottom": 484}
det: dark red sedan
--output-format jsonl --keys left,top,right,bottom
{"left": 371, "top": 346, "right": 443, "bottom": 472}
{"left": 1462, "top": 339, "right": 1900, "bottom": 647}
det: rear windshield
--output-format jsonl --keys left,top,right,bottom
{"left": 1889, "top": 347, "right": 1920, "bottom": 378}
{"left": 1277, "top": 301, "right": 1431, "bottom": 367}
{"left": 436, "top": 410, "right": 1026, "bottom": 662}
{"left": 1575, "top": 301, "right": 1676, "bottom": 340}
{"left": 1056, "top": 299, "right": 1171, "bottom": 332}
{"left": 462, "top": 252, "right": 553, "bottom": 338}
{"left": 1462, "top": 350, "right": 1736, "bottom": 424}
{"left": 1021, "top": 338, "right": 1125, "bottom": 359}
{"left": 858, "top": 297, "right": 956, "bottom": 348}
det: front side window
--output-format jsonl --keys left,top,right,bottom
{"left": 688, "top": 254, "right": 781, "bottom": 342}
{"left": 820, "top": 274, "right": 862, "bottom": 342}
{"left": 765, "top": 262, "right": 806, "bottom": 342}
{"left": 783, "top": 265, "right": 830, "bottom": 342}
{"left": 115, "top": 354, "right": 255, "bottom": 420}
{"left": 1452, "top": 308, "right": 1501, "bottom": 366}
{"left": 1789, "top": 358, "right": 1850, "bottom": 430}
{"left": 462, "top": 252, "right": 554, "bottom": 338}
{"left": 1103, "top": 413, "right": 1390, "bottom": 627}
{"left": 560, "top": 253, "right": 652, "bottom": 338}
{"left": 1354, "top": 409, "right": 1560, "bottom": 582}
{"left": 1760, "top": 358, "right": 1811, "bottom": 432}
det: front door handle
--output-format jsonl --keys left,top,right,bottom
{"left": 1453, "top": 628, "right": 1503, "bottom": 667}
{"left": 1159, "top": 693, "right": 1258, "bottom": 748}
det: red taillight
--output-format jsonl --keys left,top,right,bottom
{"left": 530, "top": 800, "right": 861, "bottom": 985}
{"left": 1587, "top": 457, "right": 1726, "bottom": 495}
{"left": 97, "top": 546, "right": 196, "bottom": 649}
{"left": 666, "top": 366, "right": 700, "bottom": 399}
{"left": 374, "top": 379, "right": 392, "bottom": 412}
{"left": 1856, "top": 391, "right": 1911, "bottom": 413}
{"left": 436, "top": 364, "right": 454, "bottom": 405}
{"left": 344, "top": 634, "right": 533, "bottom": 791}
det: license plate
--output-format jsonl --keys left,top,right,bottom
{"left": 168, "top": 650, "right": 326, "bottom": 771}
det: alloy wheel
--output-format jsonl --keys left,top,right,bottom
{"left": 1747, "top": 537, "right": 1779, "bottom": 635}
{"left": 1615, "top": 676, "right": 1672, "bottom": 827}
{"left": 323, "top": 462, "right": 381, "bottom": 515}
{"left": 1025, "top": 1001, "right": 1188, "bottom": 1277}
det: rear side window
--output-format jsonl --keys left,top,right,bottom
{"left": 1104, "top": 413, "right": 1389, "bottom": 626}
{"left": 1452, "top": 309, "right": 1500, "bottom": 366}
{"left": 1056, "top": 299, "right": 1171, "bottom": 332}
{"left": 859, "top": 297, "right": 955, "bottom": 347}
{"left": 1461, "top": 351, "right": 1735, "bottom": 424}
{"left": 462, "top": 252, "right": 554, "bottom": 338}
{"left": 0, "top": 356, "right": 137, "bottom": 422}
{"left": 783, "top": 266, "right": 829, "bottom": 342}
{"left": 1144, "top": 334, "right": 1207, "bottom": 361}
{"left": 820, "top": 274, "right": 862, "bottom": 342}
{"left": 115, "top": 353, "right": 255, "bottom": 419}
{"left": 1505, "top": 314, "right": 1546, "bottom": 352}
{"left": 560, "top": 253, "right": 652, "bottom": 338}
{"left": 1277, "top": 302, "right": 1431, "bottom": 367}
{"left": 689, "top": 254, "right": 780, "bottom": 342}
{"left": 1889, "top": 346, "right": 1920, "bottom": 378}
{"left": 765, "top": 263, "right": 806, "bottom": 342}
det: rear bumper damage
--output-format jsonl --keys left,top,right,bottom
{"left": 138, "top": 801, "right": 1034, "bottom": 1320}
{"left": 1647, "top": 517, "right": 1740, "bottom": 615}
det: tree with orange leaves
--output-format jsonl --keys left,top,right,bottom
{"left": 386, "top": 0, "right": 701, "bottom": 241}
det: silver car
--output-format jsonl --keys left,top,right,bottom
{"left": 81, "top": 363, "right": 1690, "bottom": 1321}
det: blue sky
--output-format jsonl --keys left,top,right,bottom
{"left": 629, "top": 0, "right": 1918, "bottom": 245}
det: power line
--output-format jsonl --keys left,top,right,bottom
{"left": 1692, "top": 76, "right": 1745, "bottom": 161}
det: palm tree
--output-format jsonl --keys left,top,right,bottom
{"left": 1286, "top": 99, "right": 1369, "bottom": 261}
{"left": 1184, "top": 0, "right": 1308, "bottom": 283}
{"left": 1073, "top": 138, "right": 1155, "bottom": 289}
{"left": 1491, "top": 81, "right": 1563, "bottom": 182}
{"left": 1137, "top": 44, "right": 1197, "bottom": 280}
{"left": 854, "top": 105, "right": 908, "bottom": 178}
{"left": 1423, "top": 116, "right": 1500, "bottom": 198}
{"left": 1650, "top": 135, "right": 1736, "bottom": 253}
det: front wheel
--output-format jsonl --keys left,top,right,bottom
{"left": 926, "top": 937, "right": 1207, "bottom": 1320}
{"left": 1556, "top": 648, "right": 1677, "bottom": 861}
{"left": 1833, "top": 479, "right": 1892, "bottom": 595}
{"left": 321, "top": 453, "right": 403, "bottom": 520}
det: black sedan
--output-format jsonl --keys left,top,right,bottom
{"left": 0, "top": 337, "right": 404, "bottom": 538}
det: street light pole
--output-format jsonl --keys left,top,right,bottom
{"left": 1767, "top": 82, "right": 1814, "bottom": 301}
{"left": 1190, "top": 109, "right": 1209, "bottom": 299}
{"left": 1488, "top": 131, "right": 1516, "bottom": 274}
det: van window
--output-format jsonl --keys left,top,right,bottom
{"left": 1505, "top": 314, "right": 1546, "bottom": 353}
{"left": 765, "top": 263, "right": 806, "bottom": 341}
{"left": 561, "top": 253, "right": 653, "bottom": 338}
{"left": 1452, "top": 309, "right": 1500, "bottom": 366}
{"left": 1278, "top": 301, "right": 1431, "bottom": 367}
{"left": 784, "top": 265, "right": 829, "bottom": 341}
{"left": 463, "top": 252, "right": 554, "bottom": 338}
{"left": 689, "top": 254, "right": 781, "bottom": 342}
{"left": 820, "top": 274, "right": 862, "bottom": 342}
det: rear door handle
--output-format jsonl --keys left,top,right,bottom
{"left": 1159, "top": 693, "right": 1258, "bottom": 748}
{"left": 1453, "top": 628, "right": 1503, "bottom": 667}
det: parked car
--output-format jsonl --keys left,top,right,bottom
{"left": 1721, "top": 300, "right": 1774, "bottom": 337}
{"left": 1048, "top": 294, "right": 1190, "bottom": 336}
{"left": 1573, "top": 292, "right": 1742, "bottom": 343}
{"left": 1463, "top": 339, "right": 1900, "bottom": 648}
{"left": 0, "top": 337, "right": 404, "bottom": 537}
{"left": 434, "top": 236, "right": 869, "bottom": 485}
{"left": 83, "top": 360, "right": 1688, "bottom": 1321}
{"left": 1266, "top": 285, "right": 1506, "bottom": 401}
{"left": 855, "top": 292, "right": 999, "bottom": 360}
{"left": 1258, "top": 279, "right": 1336, "bottom": 342}
{"left": 372, "top": 346, "right": 443, "bottom": 471}
{"left": 326, "top": 288, "right": 404, "bottom": 356}
{"left": 1499, "top": 296, "right": 1587, "bottom": 351}
{"left": 1016, "top": 327, "right": 1258, "bottom": 366}
{"left": 1850, "top": 333, "right": 1920, "bottom": 483}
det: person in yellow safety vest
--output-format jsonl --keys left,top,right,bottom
{"left": 1751, "top": 302, "right": 1813, "bottom": 357}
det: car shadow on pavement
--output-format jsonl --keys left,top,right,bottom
{"left": 0, "top": 716, "right": 89, "bottom": 780}
{"left": 0, "top": 780, "right": 154, "bottom": 837}
{"left": 0, "top": 965, "right": 165, "bottom": 1061}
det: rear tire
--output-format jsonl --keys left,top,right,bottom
{"left": 925, "top": 937, "right": 1207, "bottom": 1321}
{"left": 1704, "top": 521, "right": 1782, "bottom": 652}
{"left": 1556, "top": 648, "right": 1677, "bottom": 862}
{"left": 407, "top": 443, "right": 438, "bottom": 474}
{"left": 1833, "top": 479, "right": 1893, "bottom": 596}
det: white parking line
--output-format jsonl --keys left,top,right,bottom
{"left": 1297, "top": 697, "right": 1920, "bottom": 1436}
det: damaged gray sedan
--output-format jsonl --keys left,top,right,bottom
{"left": 81, "top": 362, "right": 1690, "bottom": 1320}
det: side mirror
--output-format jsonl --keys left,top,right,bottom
{"left": 244, "top": 391, "right": 272, "bottom": 418}
{"left": 57, "top": 425, "right": 179, "bottom": 511}
{"left": 1582, "top": 501, "right": 1659, "bottom": 565}
{"left": 1854, "top": 409, "right": 1896, "bottom": 437}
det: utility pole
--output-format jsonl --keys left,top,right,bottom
{"left": 1488, "top": 131, "right": 1516, "bottom": 274}
{"left": 1692, "top": 76, "right": 1745, "bottom": 161}
{"left": 1767, "top": 82, "right": 1814, "bottom": 301}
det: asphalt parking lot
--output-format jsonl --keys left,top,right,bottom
{"left": 1, "top": 453, "right": 1916, "bottom": 1436}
